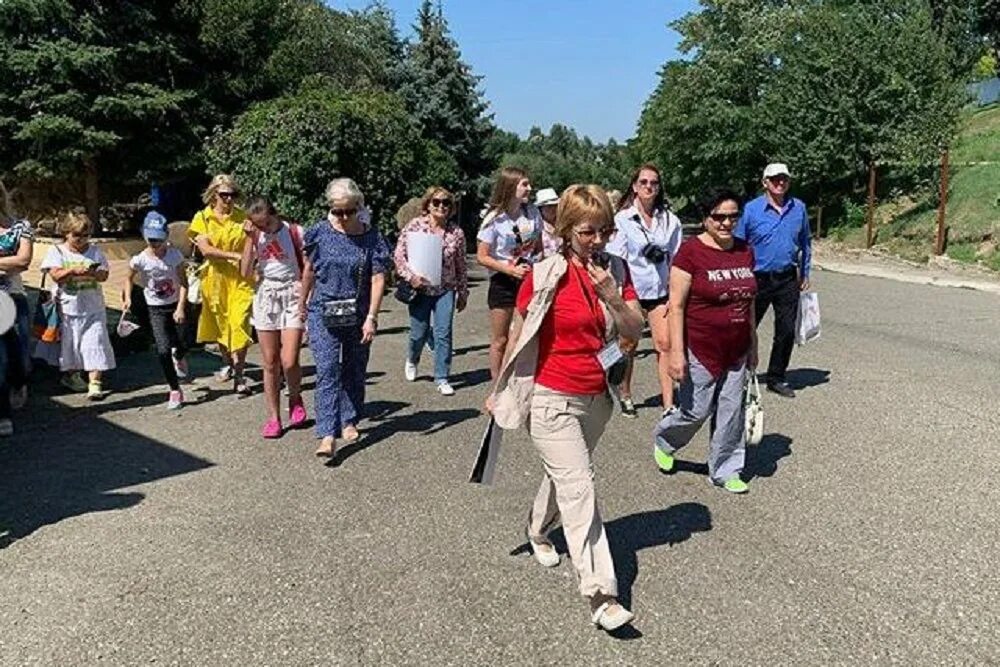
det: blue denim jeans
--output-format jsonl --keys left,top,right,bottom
{"left": 407, "top": 290, "right": 455, "bottom": 382}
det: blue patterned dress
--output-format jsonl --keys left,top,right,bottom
{"left": 304, "top": 222, "right": 389, "bottom": 439}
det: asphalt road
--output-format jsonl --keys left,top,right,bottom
{"left": 2, "top": 266, "right": 999, "bottom": 665}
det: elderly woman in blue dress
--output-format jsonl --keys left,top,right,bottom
{"left": 298, "top": 178, "right": 390, "bottom": 460}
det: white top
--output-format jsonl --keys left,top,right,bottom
{"left": 130, "top": 246, "right": 185, "bottom": 306}
{"left": 606, "top": 204, "right": 683, "bottom": 300}
{"left": 40, "top": 244, "right": 109, "bottom": 316}
{"left": 476, "top": 205, "right": 543, "bottom": 271}
{"left": 255, "top": 223, "right": 300, "bottom": 282}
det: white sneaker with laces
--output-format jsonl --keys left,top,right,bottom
{"left": 404, "top": 360, "right": 417, "bottom": 382}
{"left": 436, "top": 381, "right": 455, "bottom": 396}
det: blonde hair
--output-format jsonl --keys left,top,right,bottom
{"left": 554, "top": 184, "right": 614, "bottom": 250}
{"left": 325, "top": 178, "right": 364, "bottom": 208}
{"left": 419, "top": 186, "right": 454, "bottom": 215}
{"left": 201, "top": 174, "right": 240, "bottom": 206}
{"left": 59, "top": 212, "right": 92, "bottom": 237}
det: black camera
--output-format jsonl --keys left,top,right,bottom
{"left": 641, "top": 243, "right": 666, "bottom": 264}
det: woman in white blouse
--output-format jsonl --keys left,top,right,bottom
{"left": 606, "top": 163, "right": 683, "bottom": 418}
{"left": 475, "top": 167, "right": 542, "bottom": 380}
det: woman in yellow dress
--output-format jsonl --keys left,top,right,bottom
{"left": 188, "top": 174, "right": 255, "bottom": 395}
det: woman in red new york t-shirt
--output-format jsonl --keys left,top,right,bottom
{"left": 653, "top": 188, "right": 758, "bottom": 494}
{"left": 495, "top": 184, "right": 642, "bottom": 631}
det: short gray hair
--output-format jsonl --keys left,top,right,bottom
{"left": 325, "top": 178, "right": 364, "bottom": 208}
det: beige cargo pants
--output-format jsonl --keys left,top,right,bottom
{"left": 526, "top": 386, "right": 617, "bottom": 598}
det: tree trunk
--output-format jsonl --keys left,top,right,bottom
{"left": 84, "top": 158, "right": 99, "bottom": 229}
{"left": 865, "top": 161, "right": 877, "bottom": 249}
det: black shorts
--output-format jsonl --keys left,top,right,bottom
{"left": 639, "top": 296, "right": 669, "bottom": 313}
{"left": 488, "top": 273, "right": 521, "bottom": 310}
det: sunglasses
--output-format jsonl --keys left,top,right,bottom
{"left": 330, "top": 207, "right": 358, "bottom": 219}
{"left": 638, "top": 179, "right": 660, "bottom": 188}
{"left": 574, "top": 226, "right": 615, "bottom": 239}
{"left": 708, "top": 212, "right": 740, "bottom": 223}
{"left": 430, "top": 198, "right": 452, "bottom": 208}
{"left": 217, "top": 191, "right": 237, "bottom": 200}
{"left": 767, "top": 175, "right": 789, "bottom": 183}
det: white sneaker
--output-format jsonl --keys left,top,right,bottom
{"left": 436, "top": 381, "right": 455, "bottom": 396}
{"left": 404, "top": 360, "right": 417, "bottom": 382}
{"left": 0, "top": 418, "right": 13, "bottom": 437}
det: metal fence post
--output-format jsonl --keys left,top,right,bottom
{"left": 934, "top": 148, "right": 949, "bottom": 256}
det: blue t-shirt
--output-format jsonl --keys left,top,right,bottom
{"left": 734, "top": 195, "right": 812, "bottom": 277}
{"left": 303, "top": 222, "right": 389, "bottom": 312}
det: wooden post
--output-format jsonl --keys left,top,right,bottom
{"left": 816, "top": 205, "right": 823, "bottom": 239}
{"left": 934, "top": 148, "right": 950, "bottom": 256}
{"left": 865, "top": 161, "right": 877, "bottom": 249}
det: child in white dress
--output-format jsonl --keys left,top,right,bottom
{"left": 39, "top": 214, "right": 116, "bottom": 399}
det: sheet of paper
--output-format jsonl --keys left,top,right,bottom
{"left": 407, "top": 232, "right": 443, "bottom": 286}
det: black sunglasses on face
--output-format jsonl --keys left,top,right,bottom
{"left": 638, "top": 179, "right": 660, "bottom": 187}
{"left": 330, "top": 208, "right": 358, "bottom": 219}
{"left": 430, "top": 198, "right": 452, "bottom": 208}
{"left": 218, "top": 192, "right": 237, "bottom": 200}
{"left": 709, "top": 212, "right": 740, "bottom": 223}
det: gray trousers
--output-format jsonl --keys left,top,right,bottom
{"left": 654, "top": 351, "right": 747, "bottom": 485}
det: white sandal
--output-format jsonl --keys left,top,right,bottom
{"left": 591, "top": 600, "right": 635, "bottom": 631}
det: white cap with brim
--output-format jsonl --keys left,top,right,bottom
{"left": 763, "top": 163, "right": 791, "bottom": 180}
{"left": 535, "top": 188, "right": 559, "bottom": 207}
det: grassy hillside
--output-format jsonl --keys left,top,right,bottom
{"left": 859, "top": 105, "right": 1000, "bottom": 270}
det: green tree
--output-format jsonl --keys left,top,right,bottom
{"left": 399, "top": 0, "right": 493, "bottom": 185}
{"left": 761, "top": 1, "right": 963, "bottom": 194}
{"left": 0, "top": 0, "right": 206, "bottom": 223}
{"left": 205, "top": 87, "right": 439, "bottom": 235}
{"left": 635, "top": 0, "right": 793, "bottom": 197}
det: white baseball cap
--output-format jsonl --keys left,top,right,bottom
{"left": 763, "top": 163, "right": 791, "bottom": 180}
{"left": 535, "top": 188, "right": 559, "bottom": 207}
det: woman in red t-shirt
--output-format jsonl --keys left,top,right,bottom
{"left": 493, "top": 184, "right": 642, "bottom": 631}
{"left": 654, "top": 188, "right": 758, "bottom": 494}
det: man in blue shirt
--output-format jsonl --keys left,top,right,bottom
{"left": 735, "top": 163, "right": 812, "bottom": 398}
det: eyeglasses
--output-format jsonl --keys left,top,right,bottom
{"left": 638, "top": 179, "right": 660, "bottom": 188}
{"left": 430, "top": 198, "right": 452, "bottom": 209}
{"left": 217, "top": 191, "right": 237, "bottom": 200}
{"left": 708, "top": 212, "right": 740, "bottom": 223}
{"left": 330, "top": 207, "right": 358, "bottom": 219}
{"left": 767, "top": 175, "right": 789, "bottom": 183}
{"left": 574, "top": 226, "right": 615, "bottom": 239}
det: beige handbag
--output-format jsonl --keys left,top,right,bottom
{"left": 744, "top": 373, "right": 764, "bottom": 446}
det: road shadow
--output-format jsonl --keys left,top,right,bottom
{"left": 328, "top": 404, "right": 480, "bottom": 467}
{"left": 0, "top": 374, "right": 213, "bottom": 548}
{"left": 450, "top": 367, "right": 491, "bottom": 390}
{"left": 785, "top": 368, "right": 831, "bottom": 391}
{"left": 508, "top": 502, "right": 712, "bottom": 638}
{"left": 743, "top": 434, "right": 793, "bottom": 482}
{"left": 453, "top": 343, "right": 489, "bottom": 357}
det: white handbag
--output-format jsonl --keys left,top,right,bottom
{"left": 744, "top": 373, "right": 764, "bottom": 446}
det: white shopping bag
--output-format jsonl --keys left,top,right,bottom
{"left": 795, "top": 291, "right": 821, "bottom": 345}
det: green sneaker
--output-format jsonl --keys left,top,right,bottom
{"left": 60, "top": 373, "right": 88, "bottom": 393}
{"left": 721, "top": 477, "right": 749, "bottom": 494}
{"left": 653, "top": 446, "right": 675, "bottom": 473}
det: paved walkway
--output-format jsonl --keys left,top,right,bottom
{"left": 1, "top": 266, "right": 998, "bottom": 664}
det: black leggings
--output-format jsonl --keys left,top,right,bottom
{"left": 148, "top": 305, "right": 188, "bottom": 391}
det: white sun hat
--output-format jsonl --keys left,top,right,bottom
{"left": 535, "top": 188, "right": 559, "bottom": 207}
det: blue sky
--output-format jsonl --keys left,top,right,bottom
{"left": 332, "top": 1, "right": 699, "bottom": 142}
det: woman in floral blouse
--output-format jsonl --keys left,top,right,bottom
{"left": 394, "top": 186, "right": 469, "bottom": 396}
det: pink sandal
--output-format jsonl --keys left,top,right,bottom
{"left": 261, "top": 419, "right": 283, "bottom": 439}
